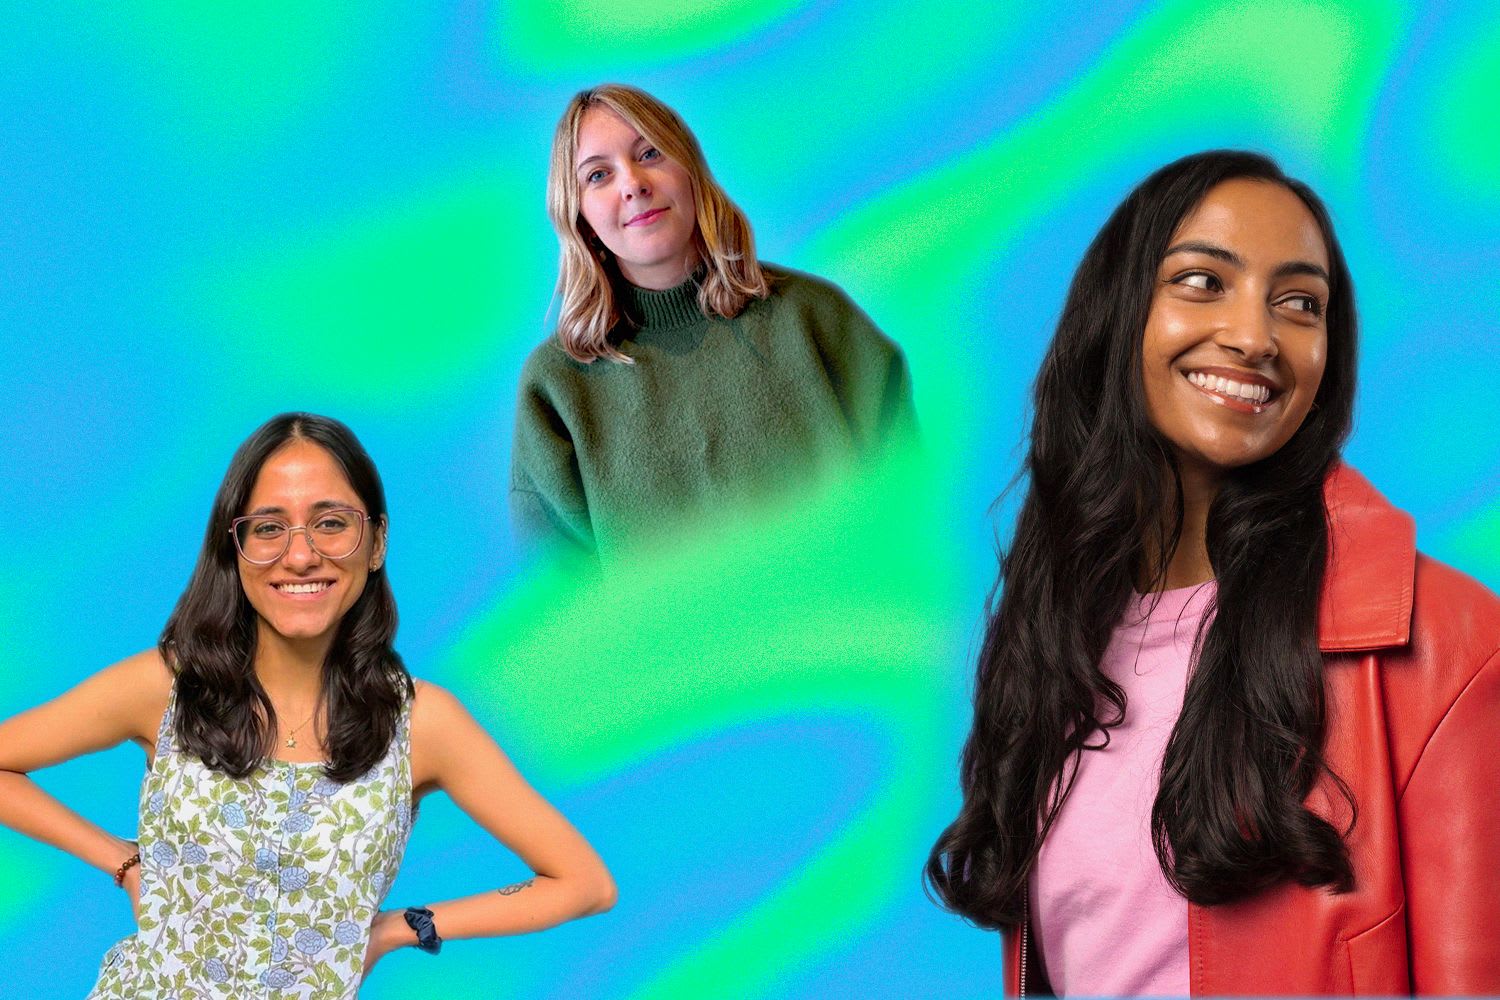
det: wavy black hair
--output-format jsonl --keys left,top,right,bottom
{"left": 927, "top": 151, "right": 1360, "bottom": 926}
{"left": 160, "top": 413, "right": 412, "bottom": 782}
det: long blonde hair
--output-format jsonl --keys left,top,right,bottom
{"left": 546, "top": 84, "right": 770, "bottom": 364}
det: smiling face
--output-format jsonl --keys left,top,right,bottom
{"left": 575, "top": 106, "right": 698, "bottom": 290}
{"left": 1142, "top": 178, "right": 1331, "bottom": 490}
{"left": 237, "top": 439, "right": 386, "bottom": 653}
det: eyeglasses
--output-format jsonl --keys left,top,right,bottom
{"left": 229, "top": 508, "right": 371, "bottom": 565}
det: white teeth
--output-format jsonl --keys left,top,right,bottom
{"left": 277, "top": 581, "right": 330, "bottom": 594}
{"left": 1187, "top": 371, "right": 1270, "bottom": 404}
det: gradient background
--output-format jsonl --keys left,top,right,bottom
{"left": 3, "top": 1, "right": 1498, "bottom": 996}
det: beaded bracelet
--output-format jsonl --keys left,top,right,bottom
{"left": 114, "top": 853, "right": 141, "bottom": 888}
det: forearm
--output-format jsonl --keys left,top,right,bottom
{"left": 379, "top": 870, "right": 615, "bottom": 953}
{"left": 434, "top": 870, "right": 614, "bottom": 938}
{"left": 394, "top": 681, "right": 617, "bottom": 965}
{"left": 0, "top": 770, "right": 135, "bottom": 876}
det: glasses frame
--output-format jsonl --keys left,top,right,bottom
{"left": 229, "top": 508, "right": 372, "bottom": 565}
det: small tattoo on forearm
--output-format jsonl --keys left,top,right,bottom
{"left": 497, "top": 878, "right": 534, "bottom": 896}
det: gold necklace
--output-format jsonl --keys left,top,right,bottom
{"left": 283, "top": 709, "right": 317, "bottom": 749}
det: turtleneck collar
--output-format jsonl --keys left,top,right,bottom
{"left": 617, "top": 271, "right": 708, "bottom": 332}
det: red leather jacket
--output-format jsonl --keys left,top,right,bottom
{"left": 1003, "top": 465, "right": 1500, "bottom": 995}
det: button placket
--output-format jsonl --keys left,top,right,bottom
{"left": 261, "top": 763, "right": 297, "bottom": 983}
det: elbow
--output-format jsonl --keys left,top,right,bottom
{"left": 584, "top": 866, "right": 617, "bottom": 917}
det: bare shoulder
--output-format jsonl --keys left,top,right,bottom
{"left": 409, "top": 679, "right": 502, "bottom": 795}
{"left": 410, "top": 680, "right": 488, "bottom": 757}
{"left": 411, "top": 678, "right": 468, "bottom": 728}
{"left": 94, "top": 648, "right": 175, "bottom": 741}
{"left": 111, "top": 647, "right": 175, "bottom": 686}
{"left": 0, "top": 647, "right": 174, "bottom": 771}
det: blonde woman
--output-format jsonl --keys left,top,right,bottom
{"left": 511, "top": 83, "right": 916, "bottom": 562}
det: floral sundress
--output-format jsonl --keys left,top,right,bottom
{"left": 88, "top": 691, "right": 414, "bottom": 999}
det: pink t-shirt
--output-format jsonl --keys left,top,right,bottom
{"left": 1028, "top": 582, "right": 1215, "bottom": 997}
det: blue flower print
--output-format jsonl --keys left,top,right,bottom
{"left": 262, "top": 968, "right": 296, "bottom": 989}
{"left": 294, "top": 929, "right": 328, "bottom": 955}
{"left": 279, "top": 866, "right": 310, "bottom": 892}
{"left": 105, "top": 695, "right": 415, "bottom": 995}
{"left": 281, "top": 811, "right": 314, "bottom": 834}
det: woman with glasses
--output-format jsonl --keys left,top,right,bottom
{"left": 0, "top": 412, "right": 615, "bottom": 997}
{"left": 926, "top": 152, "right": 1499, "bottom": 994}
{"left": 512, "top": 83, "right": 917, "bottom": 563}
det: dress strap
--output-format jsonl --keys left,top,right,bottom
{"left": 153, "top": 686, "right": 178, "bottom": 759}
{"left": 393, "top": 687, "right": 416, "bottom": 814}
{"left": 399, "top": 692, "right": 414, "bottom": 748}
{"left": 398, "top": 691, "right": 414, "bottom": 772}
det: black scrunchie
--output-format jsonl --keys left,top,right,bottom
{"left": 402, "top": 906, "right": 442, "bottom": 955}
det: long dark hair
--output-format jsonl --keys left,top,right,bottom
{"left": 160, "top": 413, "right": 413, "bottom": 783}
{"left": 927, "top": 151, "right": 1360, "bottom": 926}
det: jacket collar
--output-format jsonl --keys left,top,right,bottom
{"left": 1318, "top": 463, "right": 1415, "bottom": 652}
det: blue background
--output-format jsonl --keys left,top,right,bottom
{"left": 3, "top": 1, "right": 1497, "bottom": 996}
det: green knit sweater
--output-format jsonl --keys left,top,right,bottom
{"left": 510, "top": 265, "right": 916, "bottom": 561}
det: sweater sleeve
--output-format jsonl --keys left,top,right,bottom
{"left": 509, "top": 360, "right": 596, "bottom": 558}
{"left": 800, "top": 276, "right": 918, "bottom": 456}
{"left": 1398, "top": 643, "right": 1500, "bottom": 993}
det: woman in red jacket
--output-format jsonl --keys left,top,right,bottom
{"left": 927, "top": 150, "right": 1500, "bottom": 994}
